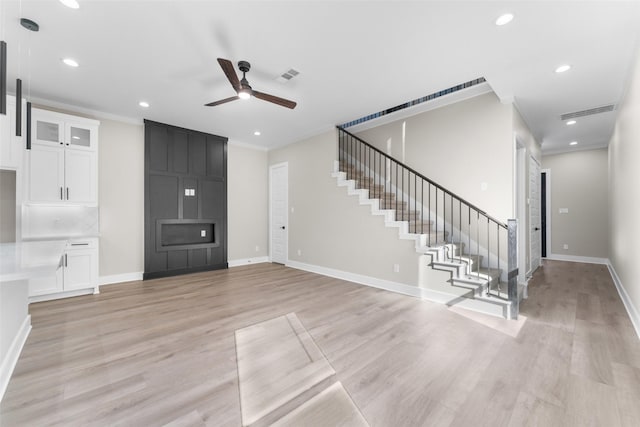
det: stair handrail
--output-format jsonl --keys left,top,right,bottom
{"left": 337, "top": 126, "right": 507, "bottom": 230}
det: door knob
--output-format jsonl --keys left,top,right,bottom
{"left": 534, "top": 227, "right": 540, "bottom": 231}
{"left": 280, "top": 226, "right": 285, "bottom": 230}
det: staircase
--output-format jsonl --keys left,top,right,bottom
{"left": 334, "top": 127, "right": 520, "bottom": 319}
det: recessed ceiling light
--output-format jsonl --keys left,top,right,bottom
{"left": 59, "top": 0, "right": 80, "bottom": 9}
{"left": 62, "top": 58, "right": 79, "bottom": 67}
{"left": 254, "top": 131, "right": 261, "bottom": 136}
{"left": 495, "top": 13, "right": 514, "bottom": 26}
{"left": 555, "top": 64, "right": 571, "bottom": 73}
{"left": 566, "top": 120, "right": 577, "bottom": 125}
{"left": 139, "top": 101, "right": 150, "bottom": 108}
{"left": 570, "top": 141, "right": 578, "bottom": 146}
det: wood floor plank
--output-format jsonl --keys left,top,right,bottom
{"left": 1, "top": 260, "right": 638, "bottom": 426}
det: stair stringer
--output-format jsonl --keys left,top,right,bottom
{"left": 332, "top": 161, "right": 512, "bottom": 319}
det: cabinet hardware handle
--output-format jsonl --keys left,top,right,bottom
{"left": 60, "top": 187, "right": 63, "bottom": 200}
{"left": 65, "top": 254, "right": 68, "bottom": 267}
{"left": 66, "top": 187, "right": 69, "bottom": 200}
{"left": 71, "top": 243, "right": 89, "bottom": 246}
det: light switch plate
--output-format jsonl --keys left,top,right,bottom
{"left": 201, "top": 230, "right": 206, "bottom": 237}
{"left": 559, "top": 208, "right": 569, "bottom": 214}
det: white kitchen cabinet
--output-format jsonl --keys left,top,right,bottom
{"left": 26, "top": 109, "right": 99, "bottom": 204}
{"left": 0, "top": 95, "right": 26, "bottom": 170}
{"left": 29, "top": 239, "right": 99, "bottom": 300}
{"left": 32, "top": 110, "right": 98, "bottom": 151}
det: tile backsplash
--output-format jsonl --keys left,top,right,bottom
{"left": 22, "top": 204, "right": 99, "bottom": 239}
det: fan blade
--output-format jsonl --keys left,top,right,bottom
{"left": 252, "top": 90, "right": 297, "bottom": 109}
{"left": 205, "top": 96, "right": 239, "bottom": 107}
{"left": 217, "top": 58, "right": 241, "bottom": 92}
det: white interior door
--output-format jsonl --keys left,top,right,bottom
{"left": 270, "top": 163, "right": 288, "bottom": 264}
{"left": 529, "top": 156, "right": 541, "bottom": 274}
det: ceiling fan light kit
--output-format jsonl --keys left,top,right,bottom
{"left": 205, "top": 58, "right": 297, "bottom": 109}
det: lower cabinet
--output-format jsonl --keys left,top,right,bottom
{"left": 29, "top": 238, "right": 98, "bottom": 300}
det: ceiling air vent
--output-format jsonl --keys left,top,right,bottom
{"left": 560, "top": 104, "right": 616, "bottom": 120}
{"left": 276, "top": 68, "right": 300, "bottom": 83}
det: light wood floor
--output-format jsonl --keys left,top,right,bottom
{"left": 1, "top": 260, "right": 639, "bottom": 426}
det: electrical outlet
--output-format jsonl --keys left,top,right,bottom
{"left": 563, "top": 244, "right": 569, "bottom": 250}
{"left": 297, "top": 249, "right": 302, "bottom": 256}
{"left": 393, "top": 263, "right": 400, "bottom": 273}
{"left": 201, "top": 230, "right": 206, "bottom": 237}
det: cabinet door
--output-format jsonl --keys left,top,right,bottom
{"left": 33, "top": 115, "right": 65, "bottom": 147}
{"left": 65, "top": 149, "right": 97, "bottom": 204}
{"left": 64, "top": 249, "right": 96, "bottom": 291}
{"left": 29, "top": 265, "right": 64, "bottom": 296}
{"left": 65, "top": 123, "right": 97, "bottom": 151}
{"left": 28, "top": 145, "right": 65, "bottom": 202}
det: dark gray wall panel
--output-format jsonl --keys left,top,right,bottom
{"left": 190, "top": 249, "right": 207, "bottom": 267}
{"left": 183, "top": 177, "right": 198, "bottom": 219}
{"left": 148, "top": 124, "right": 169, "bottom": 172}
{"left": 173, "top": 130, "right": 189, "bottom": 174}
{"left": 168, "top": 250, "right": 188, "bottom": 270}
{"left": 144, "top": 120, "right": 228, "bottom": 280}
{"left": 149, "top": 175, "right": 179, "bottom": 218}
{"left": 207, "top": 136, "right": 225, "bottom": 178}
{"left": 189, "top": 133, "right": 206, "bottom": 176}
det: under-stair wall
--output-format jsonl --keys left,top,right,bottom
{"left": 269, "top": 130, "right": 440, "bottom": 292}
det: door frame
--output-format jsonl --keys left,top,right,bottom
{"left": 541, "top": 168, "right": 551, "bottom": 259}
{"left": 514, "top": 136, "right": 527, "bottom": 285}
{"left": 269, "top": 162, "right": 289, "bottom": 264}
{"left": 528, "top": 155, "right": 541, "bottom": 276}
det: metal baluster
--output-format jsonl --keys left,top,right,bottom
{"left": 435, "top": 188, "right": 438, "bottom": 246}
{"left": 476, "top": 210, "right": 480, "bottom": 280}
{"left": 468, "top": 206, "right": 471, "bottom": 276}
{"left": 487, "top": 218, "right": 491, "bottom": 297}
{"left": 442, "top": 192, "right": 446, "bottom": 243}
{"left": 497, "top": 222, "right": 501, "bottom": 296}
{"left": 459, "top": 200, "right": 462, "bottom": 264}
{"left": 420, "top": 177, "right": 423, "bottom": 234}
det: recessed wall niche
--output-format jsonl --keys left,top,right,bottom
{"left": 144, "top": 120, "right": 228, "bottom": 279}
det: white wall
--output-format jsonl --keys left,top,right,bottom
{"left": 227, "top": 144, "right": 269, "bottom": 262}
{"left": 542, "top": 149, "right": 609, "bottom": 259}
{"left": 356, "top": 92, "right": 515, "bottom": 221}
{"left": 98, "top": 119, "right": 145, "bottom": 279}
{"left": 268, "top": 130, "right": 426, "bottom": 287}
{"left": 609, "top": 49, "right": 640, "bottom": 332}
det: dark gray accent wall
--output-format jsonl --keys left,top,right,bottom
{"left": 144, "top": 120, "right": 228, "bottom": 279}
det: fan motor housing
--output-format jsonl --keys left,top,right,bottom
{"left": 238, "top": 61, "right": 251, "bottom": 73}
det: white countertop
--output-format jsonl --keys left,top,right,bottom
{"left": 0, "top": 240, "right": 67, "bottom": 283}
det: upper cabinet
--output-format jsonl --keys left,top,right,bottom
{"left": 32, "top": 110, "right": 98, "bottom": 151}
{"left": 26, "top": 109, "right": 99, "bottom": 205}
{"left": 0, "top": 95, "right": 26, "bottom": 170}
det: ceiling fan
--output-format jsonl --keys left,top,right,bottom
{"left": 205, "top": 58, "right": 297, "bottom": 109}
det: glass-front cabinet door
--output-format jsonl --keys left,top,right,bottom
{"left": 34, "top": 117, "right": 65, "bottom": 147}
{"left": 66, "top": 123, "right": 95, "bottom": 150}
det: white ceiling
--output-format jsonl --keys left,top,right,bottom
{"left": 2, "top": 1, "right": 639, "bottom": 153}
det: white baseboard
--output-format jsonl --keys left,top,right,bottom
{"left": 228, "top": 256, "right": 270, "bottom": 268}
{"left": 285, "top": 260, "right": 508, "bottom": 318}
{"left": 99, "top": 272, "right": 143, "bottom": 286}
{"left": 607, "top": 261, "right": 640, "bottom": 340}
{"left": 546, "top": 254, "right": 608, "bottom": 265}
{"left": 286, "top": 260, "right": 423, "bottom": 298}
{"left": 0, "top": 315, "right": 31, "bottom": 402}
